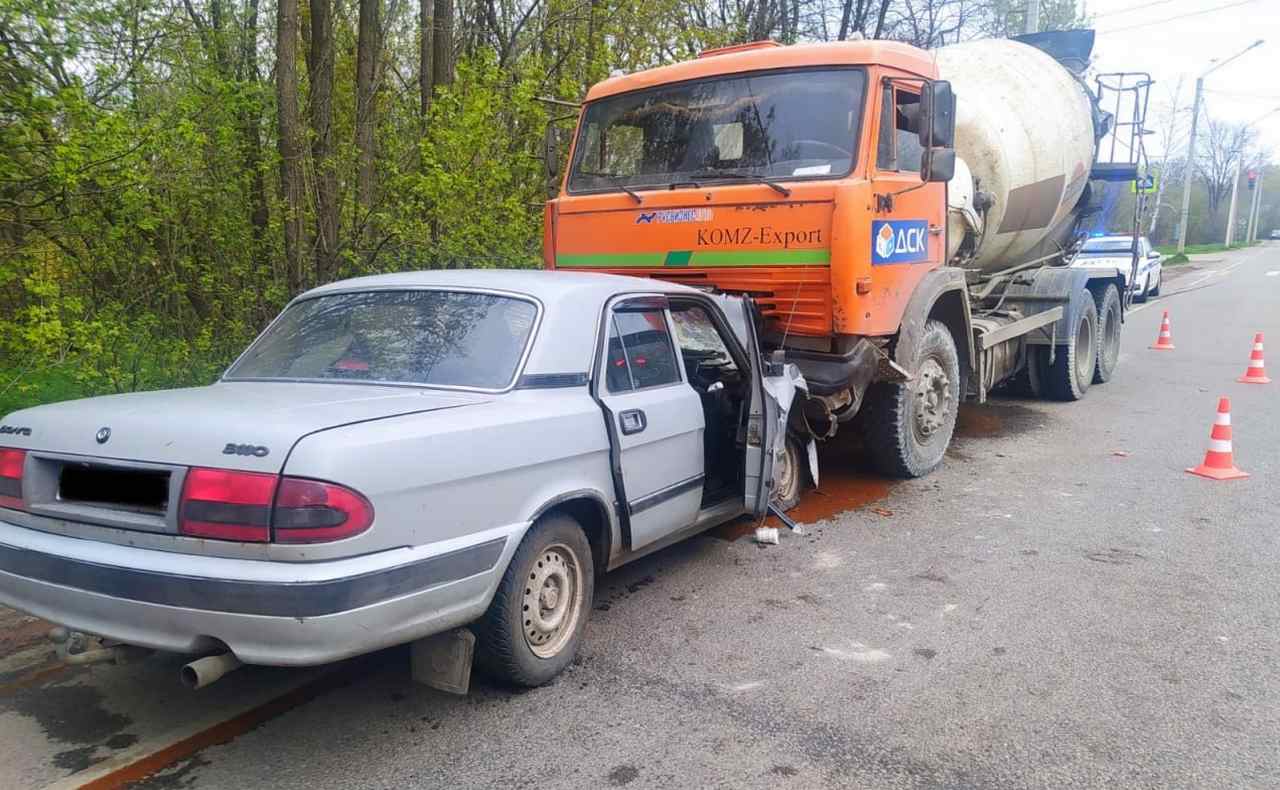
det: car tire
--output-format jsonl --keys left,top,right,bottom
{"left": 773, "top": 435, "right": 805, "bottom": 512}
{"left": 1092, "top": 284, "right": 1121, "bottom": 384}
{"left": 1035, "top": 289, "right": 1097, "bottom": 401}
{"left": 856, "top": 319, "right": 960, "bottom": 479}
{"left": 474, "top": 513, "right": 594, "bottom": 688}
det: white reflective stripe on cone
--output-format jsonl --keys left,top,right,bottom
{"left": 1209, "top": 439, "right": 1234, "bottom": 453}
{"left": 1214, "top": 412, "right": 1231, "bottom": 426}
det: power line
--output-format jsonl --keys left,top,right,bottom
{"left": 1097, "top": 0, "right": 1259, "bottom": 35}
{"left": 1093, "top": 0, "right": 1186, "bottom": 20}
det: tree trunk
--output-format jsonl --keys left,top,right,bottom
{"left": 419, "top": 0, "right": 434, "bottom": 120}
{"left": 308, "top": 0, "right": 338, "bottom": 284}
{"left": 355, "top": 0, "right": 382, "bottom": 232}
{"left": 242, "top": 0, "right": 270, "bottom": 300}
{"left": 431, "top": 0, "right": 453, "bottom": 90}
{"left": 276, "top": 0, "right": 305, "bottom": 294}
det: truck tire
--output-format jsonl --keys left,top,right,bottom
{"left": 857, "top": 319, "right": 960, "bottom": 478}
{"left": 474, "top": 513, "right": 594, "bottom": 687}
{"left": 1037, "top": 289, "right": 1097, "bottom": 401}
{"left": 1093, "top": 284, "right": 1121, "bottom": 384}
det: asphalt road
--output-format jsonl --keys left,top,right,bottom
{"left": 4, "top": 244, "right": 1279, "bottom": 789}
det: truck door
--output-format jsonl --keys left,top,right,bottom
{"left": 595, "top": 296, "right": 704, "bottom": 551}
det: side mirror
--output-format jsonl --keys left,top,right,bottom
{"left": 544, "top": 124, "right": 565, "bottom": 180}
{"left": 921, "top": 147, "right": 955, "bottom": 183}
{"left": 1148, "top": 250, "right": 1160, "bottom": 259}
{"left": 919, "top": 80, "right": 956, "bottom": 149}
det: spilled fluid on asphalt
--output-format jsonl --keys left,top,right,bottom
{"left": 714, "top": 439, "right": 893, "bottom": 540}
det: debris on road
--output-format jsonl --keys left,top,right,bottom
{"left": 753, "top": 527, "right": 779, "bottom": 545}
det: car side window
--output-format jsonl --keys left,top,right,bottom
{"left": 607, "top": 308, "right": 680, "bottom": 392}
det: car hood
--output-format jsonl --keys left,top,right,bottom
{"left": 0, "top": 382, "right": 488, "bottom": 472}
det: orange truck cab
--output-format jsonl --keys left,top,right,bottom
{"left": 545, "top": 37, "right": 1145, "bottom": 480}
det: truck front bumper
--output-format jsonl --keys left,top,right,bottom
{"left": 0, "top": 519, "right": 523, "bottom": 666}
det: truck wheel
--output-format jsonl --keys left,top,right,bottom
{"left": 1037, "top": 290, "right": 1097, "bottom": 401}
{"left": 857, "top": 319, "right": 960, "bottom": 478}
{"left": 773, "top": 435, "right": 804, "bottom": 512}
{"left": 1093, "top": 284, "right": 1121, "bottom": 384}
{"left": 474, "top": 513, "right": 594, "bottom": 687}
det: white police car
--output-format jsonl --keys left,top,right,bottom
{"left": 1073, "top": 235, "right": 1162, "bottom": 300}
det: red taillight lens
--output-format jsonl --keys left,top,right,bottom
{"left": 179, "top": 467, "right": 277, "bottom": 542}
{"left": 0, "top": 448, "right": 25, "bottom": 510}
{"left": 273, "top": 477, "right": 374, "bottom": 544}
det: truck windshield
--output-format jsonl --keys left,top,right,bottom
{"left": 568, "top": 68, "right": 866, "bottom": 194}
{"left": 225, "top": 290, "right": 538, "bottom": 390}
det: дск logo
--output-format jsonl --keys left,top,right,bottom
{"left": 871, "top": 220, "right": 929, "bottom": 265}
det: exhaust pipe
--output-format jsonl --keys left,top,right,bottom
{"left": 181, "top": 652, "right": 243, "bottom": 689}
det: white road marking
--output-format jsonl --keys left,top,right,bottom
{"left": 821, "top": 642, "right": 892, "bottom": 663}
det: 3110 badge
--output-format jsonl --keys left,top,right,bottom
{"left": 871, "top": 220, "right": 929, "bottom": 265}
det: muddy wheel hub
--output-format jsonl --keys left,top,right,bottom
{"left": 522, "top": 545, "right": 582, "bottom": 658}
{"left": 914, "top": 358, "right": 951, "bottom": 440}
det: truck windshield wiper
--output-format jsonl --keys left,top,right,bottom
{"left": 578, "top": 170, "right": 644, "bottom": 204}
{"left": 681, "top": 170, "right": 792, "bottom": 197}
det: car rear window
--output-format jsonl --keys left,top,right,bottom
{"left": 226, "top": 290, "right": 538, "bottom": 390}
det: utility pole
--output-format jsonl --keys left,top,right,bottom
{"left": 1246, "top": 170, "right": 1264, "bottom": 243}
{"left": 1225, "top": 158, "right": 1242, "bottom": 246}
{"left": 1025, "top": 0, "right": 1039, "bottom": 34}
{"left": 1175, "top": 39, "right": 1265, "bottom": 253}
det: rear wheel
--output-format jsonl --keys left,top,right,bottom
{"left": 857, "top": 320, "right": 960, "bottom": 478}
{"left": 1093, "top": 284, "right": 1121, "bottom": 384}
{"left": 1036, "top": 290, "right": 1097, "bottom": 401}
{"left": 474, "top": 514, "right": 594, "bottom": 687}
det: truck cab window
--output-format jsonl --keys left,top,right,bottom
{"left": 877, "top": 86, "right": 923, "bottom": 173}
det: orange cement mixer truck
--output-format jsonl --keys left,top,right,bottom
{"left": 544, "top": 31, "right": 1151, "bottom": 480}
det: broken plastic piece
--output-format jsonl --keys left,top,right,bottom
{"left": 754, "top": 526, "right": 780, "bottom": 545}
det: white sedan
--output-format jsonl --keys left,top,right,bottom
{"left": 1073, "top": 235, "right": 1163, "bottom": 300}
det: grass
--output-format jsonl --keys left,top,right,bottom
{"left": 1154, "top": 241, "right": 1258, "bottom": 257}
{"left": 0, "top": 366, "right": 87, "bottom": 417}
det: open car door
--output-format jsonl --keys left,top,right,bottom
{"left": 708, "top": 295, "right": 807, "bottom": 519}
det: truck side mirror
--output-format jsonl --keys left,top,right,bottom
{"left": 544, "top": 124, "right": 565, "bottom": 180}
{"left": 919, "top": 80, "right": 956, "bottom": 150}
{"left": 921, "top": 147, "right": 955, "bottom": 183}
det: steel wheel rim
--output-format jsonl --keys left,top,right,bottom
{"left": 913, "top": 357, "right": 951, "bottom": 444}
{"left": 521, "top": 543, "right": 584, "bottom": 659}
{"left": 1075, "top": 312, "right": 1095, "bottom": 383}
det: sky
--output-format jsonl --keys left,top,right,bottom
{"left": 1087, "top": 0, "right": 1280, "bottom": 159}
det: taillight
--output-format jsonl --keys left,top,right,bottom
{"left": 178, "top": 467, "right": 373, "bottom": 544}
{"left": 0, "top": 448, "right": 25, "bottom": 510}
{"left": 273, "top": 477, "right": 374, "bottom": 544}
{"left": 180, "top": 468, "right": 277, "bottom": 542}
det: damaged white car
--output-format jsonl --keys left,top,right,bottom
{"left": 0, "top": 270, "right": 803, "bottom": 688}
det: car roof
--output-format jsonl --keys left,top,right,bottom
{"left": 1084, "top": 235, "right": 1145, "bottom": 244}
{"left": 294, "top": 269, "right": 706, "bottom": 380}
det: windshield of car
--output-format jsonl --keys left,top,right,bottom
{"left": 225, "top": 290, "right": 538, "bottom": 390}
{"left": 1080, "top": 238, "right": 1138, "bottom": 255}
{"left": 568, "top": 68, "right": 866, "bottom": 194}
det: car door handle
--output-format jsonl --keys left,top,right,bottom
{"left": 618, "top": 409, "right": 647, "bottom": 435}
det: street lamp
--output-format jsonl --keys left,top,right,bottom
{"left": 1224, "top": 106, "right": 1280, "bottom": 247}
{"left": 1175, "top": 38, "right": 1265, "bottom": 253}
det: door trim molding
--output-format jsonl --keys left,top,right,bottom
{"left": 629, "top": 473, "right": 704, "bottom": 517}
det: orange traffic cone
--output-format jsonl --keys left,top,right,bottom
{"left": 1186, "top": 397, "right": 1248, "bottom": 480}
{"left": 1237, "top": 332, "right": 1271, "bottom": 384}
{"left": 1150, "top": 310, "right": 1175, "bottom": 350}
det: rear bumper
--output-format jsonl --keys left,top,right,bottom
{"left": 0, "top": 519, "right": 523, "bottom": 666}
